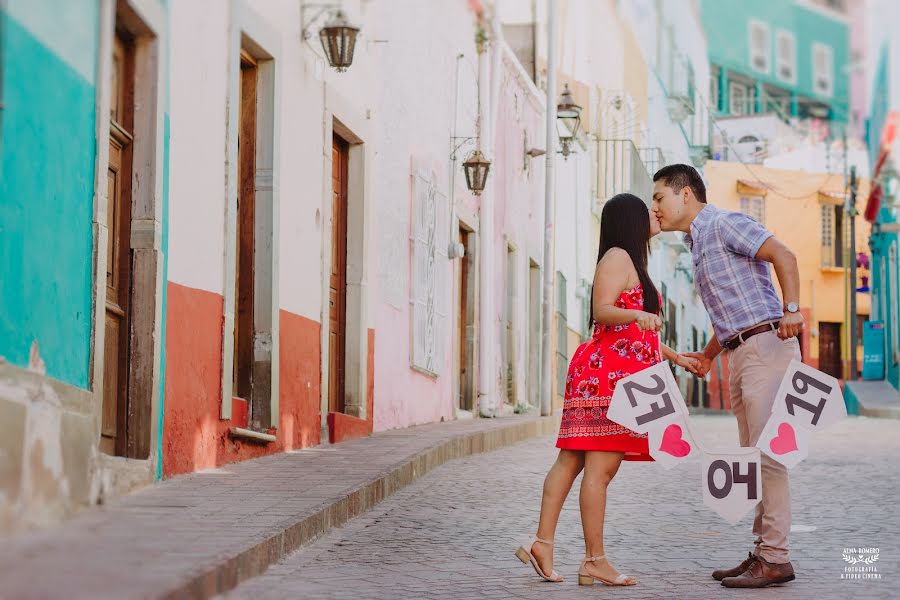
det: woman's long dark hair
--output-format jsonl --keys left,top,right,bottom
{"left": 589, "top": 193, "right": 660, "bottom": 326}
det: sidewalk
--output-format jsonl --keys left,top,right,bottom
{"left": 0, "top": 415, "right": 557, "bottom": 599}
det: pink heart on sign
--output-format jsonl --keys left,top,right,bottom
{"left": 659, "top": 424, "right": 691, "bottom": 458}
{"left": 769, "top": 422, "right": 798, "bottom": 455}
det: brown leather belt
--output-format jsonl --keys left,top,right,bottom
{"left": 723, "top": 321, "right": 780, "bottom": 351}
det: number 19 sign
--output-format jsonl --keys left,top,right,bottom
{"left": 756, "top": 360, "right": 846, "bottom": 469}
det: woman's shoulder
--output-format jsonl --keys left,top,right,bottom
{"left": 600, "top": 246, "right": 632, "bottom": 263}
{"left": 598, "top": 247, "right": 636, "bottom": 271}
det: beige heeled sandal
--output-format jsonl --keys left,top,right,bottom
{"left": 515, "top": 536, "right": 563, "bottom": 582}
{"left": 577, "top": 554, "right": 637, "bottom": 586}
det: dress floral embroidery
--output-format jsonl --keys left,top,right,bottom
{"left": 556, "top": 284, "right": 662, "bottom": 461}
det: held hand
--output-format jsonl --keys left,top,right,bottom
{"left": 682, "top": 352, "right": 712, "bottom": 378}
{"left": 778, "top": 312, "right": 805, "bottom": 340}
{"left": 633, "top": 310, "right": 662, "bottom": 332}
{"left": 674, "top": 353, "right": 702, "bottom": 374}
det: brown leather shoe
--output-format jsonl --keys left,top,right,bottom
{"left": 721, "top": 556, "right": 795, "bottom": 588}
{"left": 712, "top": 553, "right": 757, "bottom": 581}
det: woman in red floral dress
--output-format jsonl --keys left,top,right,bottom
{"left": 516, "top": 194, "right": 699, "bottom": 586}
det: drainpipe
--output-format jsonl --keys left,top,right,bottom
{"left": 540, "top": 0, "right": 557, "bottom": 417}
{"left": 477, "top": 19, "right": 496, "bottom": 417}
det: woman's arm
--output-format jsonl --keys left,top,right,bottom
{"left": 660, "top": 342, "right": 702, "bottom": 374}
{"left": 591, "top": 248, "right": 661, "bottom": 331}
{"left": 660, "top": 342, "right": 677, "bottom": 362}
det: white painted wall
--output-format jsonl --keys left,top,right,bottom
{"left": 168, "top": 0, "right": 229, "bottom": 295}
{"left": 168, "top": 0, "right": 549, "bottom": 430}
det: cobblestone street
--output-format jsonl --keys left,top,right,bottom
{"left": 228, "top": 415, "right": 899, "bottom": 600}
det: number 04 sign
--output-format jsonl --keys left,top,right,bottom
{"left": 607, "top": 360, "right": 846, "bottom": 525}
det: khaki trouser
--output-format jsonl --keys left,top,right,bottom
{"left": 726, "top": 329, "right": 801, "bottom": 564}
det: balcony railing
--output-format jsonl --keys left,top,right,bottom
{"left": 639, "top": 147, "right": 664, "bottom": 180}
{"left": 597, "top": 139, "right": 653, "bottom": 205}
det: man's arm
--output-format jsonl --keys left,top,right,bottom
{"left": 755, "top": 236, "right": 805, "bottom": 340}
{"left": 684, "top": 335, "right": 721, "bottom": 378}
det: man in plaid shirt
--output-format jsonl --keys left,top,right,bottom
{"left": 651, "top": 164, "right": 805, "bottom": 589}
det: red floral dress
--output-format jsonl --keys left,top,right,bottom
{"left": 556, "top": 284, "right": 661, "bottom": 460}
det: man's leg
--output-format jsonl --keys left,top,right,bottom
{"left": 727, "top": 345, "right": 762, "bottom": 549}
{"left": 738, "top": 332, "right": 801, "bottom": 564}
{"left": 710, "top": 346, "right": 761, "bottom": 582}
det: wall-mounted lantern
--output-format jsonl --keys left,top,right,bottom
{"left": 319, "top": 11, "right": 359, "bottom": 72}
{"left": 462, "top": 149, "right": 491, "bottom": 195}
{"left": 301, "top": 5, "right": 359, "bottom": 72}
{"left": 557, "top": 83, "right": 582, "bottom": 160}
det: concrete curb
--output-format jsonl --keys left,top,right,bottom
{"left": 174, "top": 416, "right": 559, "bottom": 599}
{"left": 859, "top": 406, "right": 900, "bottom": 419}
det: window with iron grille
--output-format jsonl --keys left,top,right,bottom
{"left": 729, "top": 82, "right": 749, "bottom": 116}
{"left": 410, "top": 172, "right": 448, "bottom": 375}
{"left": 740, "top": 196, "right": 766, "bottom": 226}
{"left": 820, "top": 203, "right": 844, "bottom": 268}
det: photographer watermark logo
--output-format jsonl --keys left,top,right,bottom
{"left": 841, "top": 547, "right": 882, "bottom": 581}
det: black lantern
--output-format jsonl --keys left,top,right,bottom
{"left": 557, "top": 83, "right": 582, "bottom": 159}
{"left": 462, "top": 149, "right": 491, "bottom": 195}
{"left": 319, "top": 11, "right": 359, "bottom": 72}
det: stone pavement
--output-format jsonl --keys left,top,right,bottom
{"left": 227, "top": 415, "right": 900, "bottom": 600}
{"left": 0, "top": 415, "right": 557, "bottom": 599}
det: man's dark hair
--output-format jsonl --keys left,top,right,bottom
{"left": 653, "top": 163, "right": 707, "bottom": 204}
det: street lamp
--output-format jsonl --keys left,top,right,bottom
{"left": 462, "top": 149, "right": 491, "bottom": 195}
{"left": 319, "top": 11, "right": 359, "bottom": 72}
{"left": 557, "top": 83, "right": 582, "bottom": 160}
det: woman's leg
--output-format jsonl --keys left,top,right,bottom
{"left": 579, "top": 451, "right": 636, "bottom": 583}
{"left": 530, "top": 449, "right": 585, "bottom": 574}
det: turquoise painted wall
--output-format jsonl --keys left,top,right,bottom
{"left": 0, "top": 5, "right": 98, "bottom": 389}
{"left": 700, "top": 0, "right": 850, "bottom": 121}
{"left": 867, "top": 45, "right": 890, "bottom": 165}
{"left": 870, "top": 210, "right": 900, "bottom": 390}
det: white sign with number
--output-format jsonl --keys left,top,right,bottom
{"left": 607, "top": 362, "right": 687, "bottom": 434}
{"left": 701, "top": 448, "right": 763, "bottom": 525}
{"left": 756, "top": 360, "right": 846, "bottom": 468}
{"left": 771, "top": 360, "right": 846, "bottom": 432}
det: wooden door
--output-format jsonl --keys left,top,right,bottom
{"left": 233, "top": 51, "right": 257, "bottom": 401}
{"left": 329, "top": 137, "right": 349, "bottom": 414}
{"left": 458, "top": 228, "right": 470, "bottom": 410}
{"left": 819, "top": 322, "right": 842, "bottom": 379}
{"left": 505, "top": 246, "right": 515, "bottom": 405}
{"left": 101, "top": 32, "right": 134, "bottom": 455}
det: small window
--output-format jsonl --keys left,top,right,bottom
{"left": 738, "top": 135, "right": 760, "bottom": 143}
{"left": 776, "top": 31, "right": 796, "bottom": 84}
{"left": 729, "top": 82, "right": 749, "bottom": 116}
{"left": 740, "top": 196, "right": 765, "bottom": 226}
{"left": 812, "top": 43, "right": 834, "bottom": 97}
{"left": 749, "top": 21, "right": 770, "bottom": 74}
{"left": 820, "top": 204, "right": 844, "bottom": 267}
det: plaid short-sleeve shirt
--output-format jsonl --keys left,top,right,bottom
{"left": 685, "top": 205, "right": 784, "bottom": 345}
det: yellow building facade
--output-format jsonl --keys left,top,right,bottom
{"left": 705, "top": 161, "right": 871, "bottom": 379}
